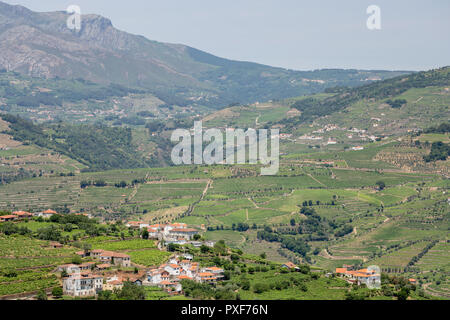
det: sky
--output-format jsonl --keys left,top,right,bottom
{"left": 3, "top": 0, "right": 450, "bottom": 71}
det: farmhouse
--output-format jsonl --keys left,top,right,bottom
{"left": 35, "top": 209, "right": 57, "bottom": 218}
{"left": 57, "top": 264, "right": 81, "bottom": 274}
{"left": 104, "top": 279, "right": 123, "bottom": 291}
{"left": 335, "top": 267, "right": 380, "bottom": 288}
{"left": 0, "top": 215, "right": 18, "bottom": 222}
{"left": 63, "top": 273, "right": 103, "bottom": 297}
{"left": 12, "top": 211, "right": 33, "bottom": 219}
{"left": 144, "top": 223, "right": 200, "bottom": 242}
{"left": 76, "top": 249, "right": 131, "bottom": 267}
{"left": 126, "top": 221, "right": 149, "bottom": 229}
{"left": 195, "top": 272, "right": 217, "bottom": 283}
{"left": 49, "top": 242, "right": 63, "bottom": 248}
{"left": 204, "top": 267, "right": 225, "bottom": 276}
{"left": 168, "top": 228, "right": 199, "bottom": 240}
{"left": 98, "top": 250, "right": 131, "bottom": 267}
{"left": 79, "top": 261, "right": 96, "bottom": 271}
{"left": 281, "top": 262, "right": 298, "bottom": 270}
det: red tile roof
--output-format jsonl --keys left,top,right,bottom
{"left": 100, "top": 251, "right": 130, "bottom": 258}
{"left": 170, "top": 228, "right": 198, "bottom": 233}
{"left": 13, "top": 211, "right": 33, "bottom": 216}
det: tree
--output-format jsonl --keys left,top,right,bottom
{"left": 260, "top": 252, "right": 267, "bottom": 259}
{"left": 36, "top": 289, "right": 48, "bottom": 300}
{"left": 193, "top": 234, "right": 201, "bottom": 241}
{"left": 376, "top": 181, "right": 386, "bottom": 190}
{"left": 214, "top": 240, "right": 227, "bottom": 255}
{"left": 52, "top": 287, "right": 63, "bottom": 299}
{"left": 200, "top": 245, "right": 211, "bottom": 254}
{"left": 290, "top": 218, "right": 296, "bottom": 226}
{"left": 168, "top": 243, "right": 180, "bottom": 252}
{"left": 395, "top": 287, "right": 410, "bottom": 301}
{"left": 0, "top": 222, "right": 19, "bottom": 235}
{"left": 141, "top": 229, "right": 149, "bottom": 240}
{"left": 97, "top": 290, "right": 114, "bottom": 300}
{"left": 115, "top": 282, "right": 146, "bottom": 300}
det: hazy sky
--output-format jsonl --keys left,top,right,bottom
{"left": 4, "top": 0, "right": 450, "bottom": 71}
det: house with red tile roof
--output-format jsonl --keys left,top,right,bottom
{"left": 96, "top": 263, "right": 111, "bottom": 270}
{"left": 0, "top": 215, "right": 18, "bottom": 222}
{"left": 13, "top": 211, "right": 33, "bottom": 219}
{"left": 164, "top": 264, "right": 183, "bottom": 276}
{"left": 335, "top": 267, "right": 380, "bottom": 288}
{"left": 98, "top": 250, "right": 131, "bottom": 267}
{"left": 281, "top": 262, "right": 298, "bottom": 270}
{"left": 195, "top": 272, "right": 217, "bottom": 283}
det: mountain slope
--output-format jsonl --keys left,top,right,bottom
{"left": 271, "top": 66, "right": 450, "bottom": 134}
{"left": 0, "top": 1, "right": 409, "bottom": 108}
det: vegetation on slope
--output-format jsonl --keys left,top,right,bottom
{"left": 0, "top": 114, "right": 149, "bottom": 171}
{"left": 281, "top": 67, "right": 449, "bottom": 127}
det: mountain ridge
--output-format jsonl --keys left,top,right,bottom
{"left": 0, "top": 1, "right": 410, "bottom": 108}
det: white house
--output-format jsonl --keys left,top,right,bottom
{"left": 63, "top": 273, "right": 103, "bottom": 297}
{"left": 164, "top": 264, "right": 183, "bottom": 276}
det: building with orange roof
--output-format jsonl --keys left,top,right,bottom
{"left": 158, "top": 280, "right": 182, "bottom": 293}
{"left": 98, "top": 251, "right": 131, "bottom": 267}
{"left": 0, "top": 215, "right": 18, "bottom": 222}
{"left": 104, "top": 279, "right": 123, "bottom": 291}
{"left": 335, "top": 266, "right": 380, "bottom": 288}
{"left": 281, "top": 262, "right": 298, "bottom": 270}
{"left": 204, "top": 267, "right": 225, "bottom": 275}
{"left": 13, "top": 211, "right": 33, "bottom": 219}
{"left": 35, "top": 209, "right": 57, "bottom": 218}
{"left": 195, "top": 272, "right": 217, "bottom": 283}
{"left": 335, "top": 268, "right": 348, "bottom": 274}
{"left": 96, "top": 263, "right": 111, "bottom": 270}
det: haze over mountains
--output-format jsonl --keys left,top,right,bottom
{"left": 0, "top": 1, "right": 409, "bottom": 108}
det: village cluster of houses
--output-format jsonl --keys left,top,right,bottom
{"left": 297, "top": 124, "right": 380, "bottom": 148}
{"left": 146, "top": 254, "right": 224, "bottom": 293}
{"left": 0, "top": 209, "right": 91, "bottom": 222}
{"left": 59, "top": 252, "right": 224, "bottom": 297}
